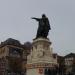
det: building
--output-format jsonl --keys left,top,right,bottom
{"left": 64, "top": 53, "right": 75, "bottom": 74}
{"left": 53, "top": 53, "right": 75, "bottom": 75}
{"left": 57, "top": 55, "right": 65, "bottom": 75}
{"left": 0, "top": 38, "right": 28, "bottom": 75}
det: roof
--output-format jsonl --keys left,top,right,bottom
{"left": 64, "top": 53, "right": 75, "bottom": 58}
{"left": 0, "top": 38, "right": 21, "bottom": 47}
{"left": 0, "top": 38, "right": 32, "bottom": 53}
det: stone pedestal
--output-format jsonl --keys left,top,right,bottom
{"left": 26, "top": 38, "right": 57, "bottom": 75}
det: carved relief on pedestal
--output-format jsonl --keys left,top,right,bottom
{"left": 27, "top": 38, "right": 53, "bottom": 64}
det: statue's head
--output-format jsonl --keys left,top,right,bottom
{"left": 42, "top": 14, "right": 46, "bottom": 18}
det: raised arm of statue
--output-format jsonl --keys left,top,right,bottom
{"left": 31, "top": 17, "right": 40, "bottom": 21}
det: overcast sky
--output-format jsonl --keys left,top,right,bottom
{"left": 0, "top": 0, "right": 75, "bottom": 56}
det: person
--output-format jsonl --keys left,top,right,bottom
{"left": 32, "top": 14, "right": 51, "bottom": 38}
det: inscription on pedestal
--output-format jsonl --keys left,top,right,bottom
{"left": 26, "top": 63, "right": 55, "bottom": 69}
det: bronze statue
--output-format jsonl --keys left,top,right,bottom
{"left": 32, "top": 14, "right": 51, "bottom": 38}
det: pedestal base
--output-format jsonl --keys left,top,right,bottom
{"left": 27, "top": 69, "right": 44, "bottom": 75}
{"left": 26, "top": 38, "right": 57, "bottom": 75}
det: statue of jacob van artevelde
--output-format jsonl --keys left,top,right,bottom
{"left": 31, "top": 14, "right": 51, "bottom": 39}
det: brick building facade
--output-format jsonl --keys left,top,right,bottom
{"left": 0, "top": 38, "right": 31, "bottom": 75}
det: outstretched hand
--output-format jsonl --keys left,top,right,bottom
{"left": 31, "top": 17, "right": 35, "bottom": 19}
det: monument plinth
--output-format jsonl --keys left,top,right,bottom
{"left": 26, "top": 38, "right": 57, "bottom": 75}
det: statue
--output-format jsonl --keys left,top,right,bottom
{"left": 32, "top": 14, "right": 51, "bottom": 38}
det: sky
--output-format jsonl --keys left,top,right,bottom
{"left": 0, "top": 0, "right": 75, "bottom": 56}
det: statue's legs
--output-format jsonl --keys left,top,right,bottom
{"left": 36, "top": 27, "right": 43, "bottom": 38}
{"left": 36, "top": 27, "right": 49, "bottom": 38}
